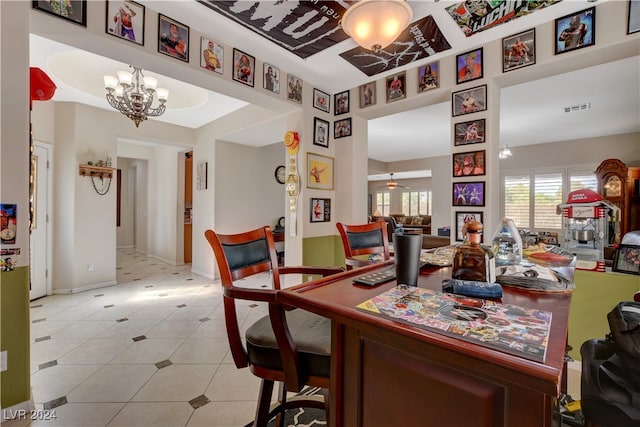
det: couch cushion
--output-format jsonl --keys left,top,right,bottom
{"left": 410, "top": 216, "right": 423, "bottom": 225}
{"left": 422, "top": 215, "right": 432, "bottom": 225}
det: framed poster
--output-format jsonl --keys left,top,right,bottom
{"left": 456, "top": 48, "right": 483, "bottom": 84}
{"left": 313, "top": 117, "right": 329, "bottom": 148}
{"left": 502, "top": 29, "right": 535, "bottom": 72}
{"left": 453, "top": 150, "right": 486, "bottom": 177}
{"left": 334, "top": 118, "right": 352, "bottom": 139}
{"left": 386, "top": 72, "right": 406, "bottom": 102}
{"left": 200, "top": 37, "right": 224, "bottom": 74}
{"left": 307, "top": 153, "right": 334, "bottom": 190}
{"left": 455, "top": 211, "right": 484, "bottom": 242}
{"left": 106, "top": 1, "right": 144, "bottom": 45}
{"left": 33, "top": 0, "right": 86, "bottom": 26}
{"left": 313, "top": 88, "right": 330, "bottom": 113}
{"left": 555, "top": 7, "right": 595, "bottom": 55}
{"left": 612, "top": 244, "right": 640, "bottom": 275}
{"left": 335, "top": 90, "right": 350, "bottom": 115}
{"left": 452, "top": 85, "right": 487, "bottom": 117}
{"left": 629, "top": 0, "right": 640, "bottom": 34}
{"left": 196, "top": 162, "right": 208, "bottom": 190}
{"left": 263, "top": 63, "right": 280, "bottom": 94}
{"left": 454, "top": 119, "right": 485, "bottom": 146}
{"left": 158, "top": 14, "right": 189, "bottom": 62}
{"left": 418, "top": 61, "right": 439, "bottom": 93}
{"left": 359, "top": 82, "right": 376, "bottom": 108}
{"left": 232, "top": 48, "right": 255, "bottom": 87}
{"left": 287, "top": 74, "right": 303, "bottom": 104}
{"left": 0, "top": 204, "right": 17, "bottom": 245}
{"left": 310, "top": 198, "right": 331, "bottom": 223}
{"left": 453, "top": 182, "right": 485, "bottom": 207}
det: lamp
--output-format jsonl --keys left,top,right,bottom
{"left": 341, "top": 0, "right": 413, "bottom": 53}
{"left": 103, "top": 66, "right": 168, "bottom": 127}
{"left": 499, "top": 145, "right": 513, "bottom": 159}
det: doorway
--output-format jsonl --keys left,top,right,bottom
{"left": 30, "top": 141, "right": 52, "bottom": 300}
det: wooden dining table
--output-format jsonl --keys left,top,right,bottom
{"left": 278, "top": 260, "right": 572, "bottom": 427}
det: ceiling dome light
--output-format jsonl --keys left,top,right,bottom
{"left": 342, "top": 0, "right": 413, "bottom": 53}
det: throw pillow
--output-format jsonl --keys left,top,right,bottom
{"left": 422, "top": 215, "right": 432, "bottom": 225}
{"left": 411, "top": 216, "right": 423, "bottom": 225}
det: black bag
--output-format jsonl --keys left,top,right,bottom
{"left": 607, "top": 301, "right": 640, "bottom": 388}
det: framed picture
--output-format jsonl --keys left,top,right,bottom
{"left": 452, "top": 85, "right": 487, "bottom": 117}
{"left": 313, "top": 117, "right": 329, "bottom": 148}
{"left": 263, "top": 63, "right": 280, "bottom": 94}
{"left": 454, "top": 119, "right": 486, "bottom": 146}
{"left": 106, "top": 1, "right": 144, "bottom": 45}
{"left": 196, "top": 162, "right": 208, "bottom": 190}
{"left": 456, "top": 48, "right": 483, "bottom": 84}
{"left": 453, "top": 150, "right": 486, "bottom": 177}
{"left": 33, "top": 0, "right": 86, "bottom": 26}
{"left": 455, "top": 211, "right": 484, "bottom": 242}
{"left": 555, "top": 7, "right": 595, "bottom": 55}
{"left": 307, "top": 153, "right": 334, "bottom": 190}
{"left": 453, "top": 181, "right": 485, "bottom": 207}
{"left": 287, "top": 74, "right": 303, "bottom": 104}
{"left": 200, "top": 37, "right": 224, "bottom": 74}
{"left": 502, "top": 29, "right": 535, "bottom": 72}
{"left": 232, "top": 48, "right": 255, "bottom": 87}
{"left": 334, "top": 118, "right": 352, "bottom": 139}
{"left": 313, "top": 88, "right": 330, "bottom": 113}
{"left": 628, "top": 0, "right": 640, "bottom": 35}
{"left": 386, "top": 72, "right": 406, "bottom": 102}
{"left": 310, "top": 198, "right": 331, "bottom": 223}
{"left": 335, "top": 90, "right": 350, "bottom": 115}
{"left": 612, "top": 244, "right": 640, "bottom": 275}
{"left": 158, "top": 14, "right": 189, "bottom": 62}
{"left": 418, "top": 61, "right": 439, "bottom": 93}
{"left": 359, "top": 82, "right": 376, "bottom": 108}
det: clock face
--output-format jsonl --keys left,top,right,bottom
{"left": 1, "top": 228, "right": 15, "bottom": 241}
{"left": 604, "top": 175, "right": 622, "bottom": 198}
{"left": 275, "top": 165, "right": 286, "bottom": 184}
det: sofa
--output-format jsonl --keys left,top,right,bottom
{"left": 390, "top": 214, "right": 432, "bottom": 235}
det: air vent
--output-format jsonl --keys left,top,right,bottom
{"left": 563, "top": 103, "right": 591, "bottom": 113}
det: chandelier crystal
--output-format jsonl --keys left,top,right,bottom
{"left": 341, "top": 0, "right": 413, "bottom": 53}
{"left": 103, "top": 66, "right": 168, "bottom": 127}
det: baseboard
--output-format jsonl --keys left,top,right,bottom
{"left": 1, "top": 397, "right": 35, "bottom": 421}
{"left": 53, "top": 280, "right": 117, "bottom": 294}
{"left": 191, "top": 267, "right": 214, "bottom": 280}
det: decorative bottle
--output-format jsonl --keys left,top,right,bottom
{"left": 491, "top": 218, "right": 523, "bottom": 266}
{"left": 452, "top": 220, "right": 496, "bottom": 283}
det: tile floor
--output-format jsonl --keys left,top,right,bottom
{"left": 2, "top": 249, "right": 582, "bottom": 426}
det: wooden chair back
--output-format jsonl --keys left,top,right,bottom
{"left": 336, "top": 221, "right": 390, "bottom": 270}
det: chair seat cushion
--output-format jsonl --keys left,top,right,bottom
{"left": 245, "top": 309, "right": 330, "bottom": 377}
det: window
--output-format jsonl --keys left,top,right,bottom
{"left": 401, "top": 191, "right": 432, "bottom": 216}
{"left": 376, "top": 192, "right": 390, "bottom": 216}
{"left": 502, "top": 167, "right": 596, "bottom": 231}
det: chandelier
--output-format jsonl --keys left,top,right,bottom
{"left": 499, "top": 145, "right": 513, "bottom": 159}
{"left": 103, "top": 66, "right": 169, "bottom": 127}
{"left": 341, "top": 0, "right": 413, "bottom": 53}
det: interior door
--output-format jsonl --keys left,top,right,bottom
{"left": 30, "top": 142, "right": 51, "bottom": 300}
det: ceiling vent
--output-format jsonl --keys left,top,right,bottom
{"left": 564, "top": 103, "right": 591, "bottom": 113}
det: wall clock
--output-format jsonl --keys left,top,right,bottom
{"left": 275, "top": 165, "right": 286, "bottom": 184}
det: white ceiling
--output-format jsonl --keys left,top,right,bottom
{"left": 30, "top": 0, "right": 639, "bottom": 167}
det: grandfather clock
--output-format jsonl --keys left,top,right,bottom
{"left": 595, "top": 159, "right": 627, "bottom": 243}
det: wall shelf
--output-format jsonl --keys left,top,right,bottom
{"left": 79, "top": 164, "right": 114, "bottom": 179}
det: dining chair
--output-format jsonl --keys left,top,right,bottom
{"left": 204, "top": 226, "right": 343, "bottom": 427}
{"left": 336, "top": 221, "right": 390, "bottom": 270}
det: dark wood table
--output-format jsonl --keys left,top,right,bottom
{"left": 278, "top": 261, "right": 572, "bottom": 427}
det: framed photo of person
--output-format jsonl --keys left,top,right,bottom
{"left": 502, "top": 29, "right": 535, "bottom": 72}
{"left": 313, "top": 88, "right": 330, "bottom": 113}
{"left": 455, "top": 211, "right": 484, "bottom": 242}
{"left": 453, "top": 150, "right": 486, "bottom": 177}
{"left": 418, "top": 61, "right": 439, "bottom": 93}
{"left": 263, "top": 63, "right": 280, "bottom": 94}
{"left": 313, "top": 117, "right": 329, "bottom": 148}
{"left": 386, "top": 72, "right": 406, "bottom": 102}
{"left": 612, "top": 244, "right": 640, "bottom": 275}
{"left": 454, "top": 119, "right": 486, "bottom": 146}
{"left": 158, "top": 14, "right": 189, "bottom": 62}
{"left": 310, "top": 198, "right": 331, "bottom": 223}
{"left": 452, "top": 181, "right": 485, "bottom": 207}
{"left": 334, "top": 90, "right": 350, "bottom": 115}
{"left": 456, "top": 48, "right": 483, "bottom": 84}
{"left": 33, "top": 0, "right": 87, "bottom": 26}
{"left": 200, "top": 36, "right": 223, "bottom": 74}
{"left": 555, "top": 7, "right": 595, "bottom": 55}
{"left": 452, "top": 85, "right": 487, "bottom": 117}
{"left": 232, "top": 48, "right": 255, "bottom": 87}
{"left": 307, "top": 153, "right": 334, "bottom": 190}
{"left": 287, "top": 74, "right": 303, "bottom": 104}
{"left": 334, "top": 118, "right": 352, "bottom": 139}
{"left": 106, "top": 1, "right": 144, "bottom": 45}
{"left": 359, "top": 82, "right": 376, "bottom": 108}
{"left": 628, "top": 0, "right": 640, "bottom": 35}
